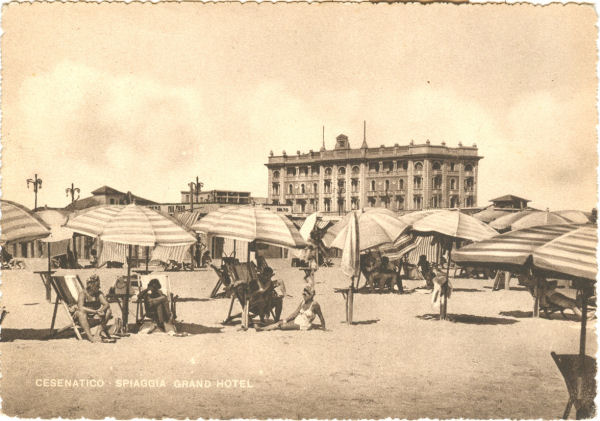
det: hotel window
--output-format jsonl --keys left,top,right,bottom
{"left": 300, "top": 167, "right": 309, "bottom": 176}
{"left": 273, "top": 170, "right": 280, "bottom": 179}
{"left": 432, "top": 162, "right": 441, "bottom": 171}
{"left": 301, "top": 184, "right": 305, "bottom": 194}
{"left": 413, "top": 195, "right": 422, "bottom": 210}
{"left": 311, "top": 165, "right": 320, "bottom": 175}
{"left": 338, "top": 180, "right": 345, "bottom": 191}
{"left": 450, "top": 178, "right": 456, "bottom": 190}
{"left": 396, "top": 195, "right": 404, "bottom": 210}
{"left": 465, "top": 177, "right": 474, "bottom": 191}
{"left": 383, "top": 161, "right": 393, "bottom": 172}
{"left": 398, "top": 161, "right": 408, "bottom": 170}
{"left": 351, "top": 179, "right": 359, "bottom": 193}
{"left": 465, "top": 164, "right": 474, "bottom": 172}
{"left": 450, "top": 162, "right": 455, "bottom": 171}
{"left": 287, "top": 167, "right": 296, "bottom": 176}
{"left": 338, "top": 166, "right": 346, "bottom": 176}
{"left": 324, "top": 199, "right": 331, "bottom": 212}
{"left": 466, "top": 196, "right": 474, "bottom": 207}
{"left": 369, "top": 162, "right": 380, "bottom": 172}
{"left": 370, "top": 180, "right": 376, "bottom": 191}
{"left": 313, "top": 183, "right": 318, "bottom": 194}
{"left": 433, "top": 175, "right": 442, "bottom": 189}
{"left": 414, "top": 176, "right": 422, "bottom": 189}
{"left": 399, "top": 179, "right": 404, "bottom": 190}
{"left": 352, "top": 165, "right": 360, "bottom": 175}
{"left": 324, "top": 180, "right": 331, "bottom": 194}
{"left": 368, "top": 197, "right": 376, "bottom": 206}
{"left": 414, "top": 162, "right": 423, "bottom": 171}
{"left": 288, "top": 184, "right": 293, "bottom": 194}
{"left": 385, "top": 180, "right": 390, "bottom": 191}
{"left": 272, "top": 183, "right": 280, "bottom": 195}
{"left": 325, "top": 167, "right": 332, "bottom": 177}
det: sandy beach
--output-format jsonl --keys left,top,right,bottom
{"left": 0, "top": 259, "right": 595, "bottom": 419}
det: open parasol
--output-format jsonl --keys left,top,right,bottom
{"left": 66, "top": 204, "right": 196, "bottom": 332}
{"left": 0, "top": 199, "right": 50, "bottom": 244}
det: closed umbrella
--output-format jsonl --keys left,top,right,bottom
{"left": 0, "top": 199, "right": 50, "bottom": 244}
{"left": 66, "top": 204, "right": 196, "bottom": 332}
{"left": 410, "top": 209, "right": 498, "bottom": 319}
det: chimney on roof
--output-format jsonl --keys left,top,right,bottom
{"left": 361, "top": 120, "right": 368, "bottom": 149}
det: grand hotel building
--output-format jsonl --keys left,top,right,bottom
{"left": 265, "top": 133, "right": 482, "bottom": 216}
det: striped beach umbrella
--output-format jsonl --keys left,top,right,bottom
{"left": 411, "top": 209, "right": 498, "bottom": 243}
{"left": 379, "top": 233, "right": 419, "bottom": 261}
{"left": 191, "top": 206, "right": 306, "bottom": 249}
{"left": 323, "top": 208, "right": 410, "bottom": 252}
{"left": 452, "top": 224, "right": 583, "bottom": 269}
{"left": 66, "top": 204, "right": 196, "bottom": 247}
{"left": 489, "top": 209, "right": 537, "bottom": 231}
{"left": 532, "top": 226, "right": 597, "bottom": 281}
{"left": 0, "top": 199, "right": 50, "bottom": 244}
{"left": 511, "top": 210, "right": 571, "bottom": 231}
{"left": 472, "top": 207, "right": 514, "bottom": 224}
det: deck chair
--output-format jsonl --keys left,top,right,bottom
{"left": 209, "top": 264, "right": 233, "bottom": 298}
{"left": 223, "top": 262, "right": 282, "bottom": 328}
{"left": 49, "top": 275, "right": 92, "bottom": 340}
{"left": 135, "top": 275, "right": 178, "bottom": 328}
{"left": 551, "top": 352, "right": 596, "bottom": 419}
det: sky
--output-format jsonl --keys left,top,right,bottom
{"left": 1, "top": 2, "right": 597, "bottom": 211}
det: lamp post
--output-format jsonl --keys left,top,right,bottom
{"left": 65, "top": 183, "right": 80, "bottom": 204}
{"left": 26, "top": 174, "right": 43, "bottom": 210}
{"left": 188, "top": 177, "right": 204, "bottom": 211}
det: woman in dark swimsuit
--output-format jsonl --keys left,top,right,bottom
{"left": 76, "top": 275, "right": 113, "bottom": 343}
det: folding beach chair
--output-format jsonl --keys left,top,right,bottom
{"left": 49, "top": 275, "right": 88, "bottom": 340}
{"left": 223, "top": 262, "right": 282, "bottom": 328}
{"left": 551, "top": 352, "right": 596, "bottom": 419}
{"left": 135, "top": 274, "right": 178, "bottom": 328}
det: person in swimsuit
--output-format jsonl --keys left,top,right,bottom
{"left": 257, "top": 286, "right": 325, "bottom": 331}
{"left": 75, "top": 275, "right": 113, "bottom": 343}
{"left": 302, "top": 246, "right": 318, "bottom": 288}
{"left": 138, "top": 278, "right": 174, "bottom": 333}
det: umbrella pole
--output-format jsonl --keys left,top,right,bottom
{"left": 46, "top": 242, "right": 52, "bottom": 302}
{"left": 577, "top": 287, "right": 588, "bottom": 403}
{"left": 145, "top": 246, "right": 149, "bottom": 272}
{"left": 123, "top": 245, "right": 132, "bottom": 334}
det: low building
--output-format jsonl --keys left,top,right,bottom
{"left": 65, "top": 185, "right": 158, "bottom": 211}
{"left": 180, "top": 189, "right": 251, "bottom": 205}
{"left": 490, "top": 194, "right": 530, "bottom": 210}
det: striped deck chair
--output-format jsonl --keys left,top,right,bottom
{"left": 49, "top": 275, "right": 88, "bottom": 340}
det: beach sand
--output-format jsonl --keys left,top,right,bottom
{"left": 0, "top": 259, "right": 596, "bottom": 419}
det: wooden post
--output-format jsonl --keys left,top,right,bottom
{"left": 145, "top": 246, "right": 150, "bottom": 272}
{"left": 45, "top": 243, "right": 52, "bottom": 302}
{"left": 441, "top": 244, "right": 453, "bottom": 320}
{"left": 533, "top": 276, "right": 540, "bottom": 318}
{"left": 123, "top": 245, "right": 132, "bottom": 333}
{"left": 578, "top": 287, "right": 588, "bottom": 401}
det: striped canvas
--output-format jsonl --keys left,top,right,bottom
{"left": 192, "top": 206, "right": 306, "bottom": 249}
{"left": 533, "top": 226, "right": 597, "bottom": 281}
{"left": 174, "top": 210, "right": 203, "bottom": 229}
{"left": 98, "top": 241, "right": 129, "bottom": 265}
{"left": 379, "top": 233, "right": 419, "bottom": 261}
{"left": 324, "top": 208, "right": 409, "bottom": 251}
{"left": 489, "top": 210, "right": 537, "bottom": 231}
{"left": 412, "top": 210, "right": 498, "bottom": 242}
{"left": 472, "top": 208, "right": 513, "bottom": 224}
{"left": 407, "top": 235, "right": 439, "bottom": 265}
{"left": 66, "top": 204, "right": 196, "bottom": 247}
{"left": 151, "top": 244, "right": 192, "bottom": 263}
{"left": 511, "top": 211, "right": 571, "bottom": 231}
{"left": 452, "top": 224, "right": 582, "bottom": 267}
{"left": 1, "top": 199, "right": 50, "bottom": 244}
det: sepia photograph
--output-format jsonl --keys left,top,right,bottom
{"left": 0, "top": 2, "right": 597, "bottom": 419}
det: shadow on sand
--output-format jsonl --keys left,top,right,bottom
{"left": 176, "top": 297, "right": 211, "bottom": 303}
{"left": 348, "top": 319, "right": 380, "bottom": 325}
{"left": 499, "top": 310, "right": 534, "bottom": 318}
{"left": 175, "top": 322, "right": 223, "bottom": 335}
{"left": 417, "top": 313, "right": 519, "bottom": 325}
{"left": 452, "top": 288, "right": 485, "bottom": 293}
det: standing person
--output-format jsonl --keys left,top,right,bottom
{"left": 303, "top": 245, "right": 318, "bottom": 288}
{"left": 75, "top": 275, "right": 114, "bottom": 343}
{"left": 256, "top": 286, "right": 325, "bottom": 331}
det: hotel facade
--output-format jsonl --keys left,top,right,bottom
{"left": 265, "top": 134, "right": 482, "bottom": 216}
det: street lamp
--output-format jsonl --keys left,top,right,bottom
{"left": 65, "top": 183, "right": 80, "bottom": 204}
{"left": 188, "top": 177, "right": 204, "bottom": 211}
{"left": 26, "top": 174, "right": 43, "bottom": 209}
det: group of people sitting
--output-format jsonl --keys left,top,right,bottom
{"left": 360, "top": 252, "right": 404, "bottom": 293}
{"left": 75, "top": 274, "right": 176, "bottom": 343}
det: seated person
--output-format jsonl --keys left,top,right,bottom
{"left": 139, "top": 278, "right": 175, "bottom": 332}
{"left": 520, "top": 276, "right": 583, "bottom": 318}
{"left": 75, "top": 275, "right": 114, "bottom": 343}
{"left": 417, "top": 255, "right": 435, "bottom": 289}
{"left": 257, "top": 286, "right": 325, "bottom": 331}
